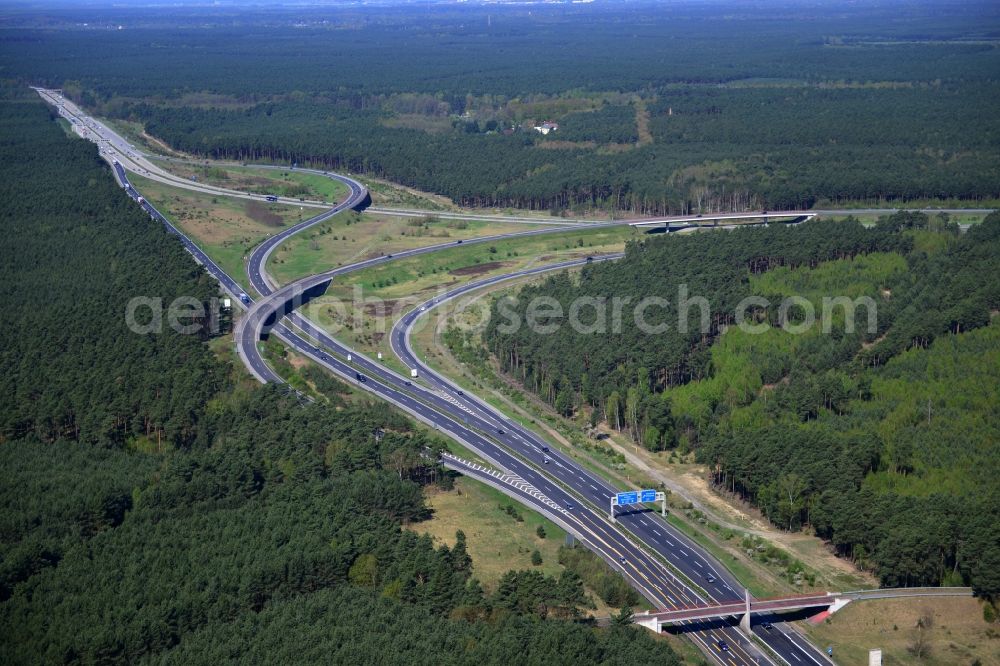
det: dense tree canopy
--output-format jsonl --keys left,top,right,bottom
{"left": 486, "top": 218, "right": 908, "bottom": 412}
{"left": 3, "top": 3, "right": 998, "bottom": 213}
{"left": 0, "top": 94, "right": 222, "bottom": 448}
{"left": 0, "top": 88, "right": 680, "bottom": 664}
{"left": 486, "top": 213, "right": 1000, "bottom": 596}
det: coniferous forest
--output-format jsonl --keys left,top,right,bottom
{"left": 2, "top": 2, "right": 998, "bottom": 214}
{"left": 0, "top": 88, "right": 679, "bottom": 665}
{"left": 484, "top": 214, "right": 1000, "bottom": 597}
{"left": 1, "top": 1, "right": 999, "bottom": 660}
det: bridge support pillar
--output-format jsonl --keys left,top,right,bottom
{"left": 634, "top": 612, "right": 662, "bottom": 634}
{"left": 739, "top": 589, "right": 752, "bottom": 636}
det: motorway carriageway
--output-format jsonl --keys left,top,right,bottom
{"left": 234, "top": 178, "right": 833, "bottom": 665}
{"left": 106, "top": 154, "right": 773, "bottom": 664}
{"left": 49, "top": 88, "right": 831, "bottom": 666}
{"left": 149, "top": 157, "right": 822, "bottom": 666}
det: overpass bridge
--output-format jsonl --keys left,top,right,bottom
{"left": 634, "top": 587, "right": 973, "bottom": 636}
{"left": 629, "top": 211, "right": 817, "bottom": 232}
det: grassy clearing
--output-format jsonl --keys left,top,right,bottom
{"left": 411, "top": 475, "right": 619, "bottom": 617}
{"left": 157, "top": 162, "right": 349, "bottom": 203}
{"left": 269, "top": 213, "right": 552, "bottom": 285}
{"left": 130, "top": 173, "right": 309, "bottom": 290}
{"left": 55, "top": 117, "right": 75, "bottom": 136}
{"left": 104, "top": 118, "right": 185, "bottom": 156}
{"left": 635, "top": 98, "right": 653, "bottom": 147}
{"left": 328, "top": 224, "right": 632, "bottom": 300}
{"left": 412, "top": 476, "right": 568, "bottom": 588}
{"left": 805, "top": 597, "right": 1000, "bottom": 665}
{"left": 296, "top": 224, "right": 632, "bottom": 370}
{"left": 356, "top": 171, "right": 587, "bottom": 220}
{"left": 381, "top": 114, "right": 454, "bottom": 134}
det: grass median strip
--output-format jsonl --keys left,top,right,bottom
{"left": 129, "top": 172, "right": 308, "bottom": 290}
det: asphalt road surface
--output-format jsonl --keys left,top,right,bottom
{"left": 48, "top": 86, "right": 985, "bottom": 665}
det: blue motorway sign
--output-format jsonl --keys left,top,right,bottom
{"left": 640, "top": 489, "right": 657, "bottom": 503}
{"left": 615, "top": 491, "right": 638, "bottom": 505}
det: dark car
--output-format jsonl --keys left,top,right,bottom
{"left": 705, "top": 574, "right": 716, "bottom": 583}
{"left": 541, "top": 445, "right": 549, "bottom": 452}
{"left": 497, "top": 428, "right": 505, "bottom": 435}
{"left": 565, "top": 502, "right": 574, "bottom": 510}
{"left": 761, "top": 622, "right": 773, "bottom": 632}
{"left": 456, "top": 239, "right": 463, "bottom": 244}
{"left": 456, "top": 390, "right": 464, "bottom": 396}
{"left": 355, "top": 372, "right": 366, "bottom": 383}
{"left": 717, "top": 640, "right": 729, "bottom": 652}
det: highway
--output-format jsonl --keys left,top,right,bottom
{"left": 105, "top": 151, "right": 804, "bottom": 663}
{"left": 83, "top": 129, "right": 778, "bottom": 661}
{"left": 116, "top": 135, "right": 818, "bottom": 665}
{"left": 40, "top": 86, "right": 906, "bottom": 665}
{"left": 235, "top": 225, "right": 830, "bottom": 664}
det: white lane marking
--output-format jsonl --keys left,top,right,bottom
{"left": 782, "top": 629, "right": 825, "bottom": 665}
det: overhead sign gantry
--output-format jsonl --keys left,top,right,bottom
{"left": 610, "top": 488, "right": 666, "bottom": 522}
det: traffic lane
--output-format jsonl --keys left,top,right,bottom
{"left": 276, "top": 327, "right": 673, "bottom": 586}
{"left": 207, "top": 211, "right": 788, "bottom": 665}
{"left": 247, "top": 185, "right": 369, "bottom": 296}
{"left": 287, "top": 284, "right": 747, "bottom": 607}
{"left": 391, "top": 270, "right": 751, "bottom": 602}
{"left": 383, "top": 263, "right": 826, "bottom": 666}
{"left": 434, "top": 468, "right": 763, "bottom": 666}
{"left": 251, "top": 214, "right": 616, "bottom": 303}
{"left": 89, "top": 97, "right": 767, "bottom": 663}
{"left": 66, "top": 100, "right": 328, "bottom": 208}
{"left": 269, "top": 327, "right": 766, "bottom": 666}
{"left": 287, "top": 335, "right": 769, "bottom": 665}
{"left": 250, "top": 209, "right": 603, "bottom": 298}
{"left": 435, "top": 394, "right": 739, "bottom": 600}
{"left": 192, "top": 213, "right": 769, "bottom": 664}
{"left": 380, "top": 363, "right": 741, "bottom": 603}
{"left": 275, "top": 319, "right": 714, "bottom": 610}
{"left": 110, "top": 116, "right": 794, "bottom": 666}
